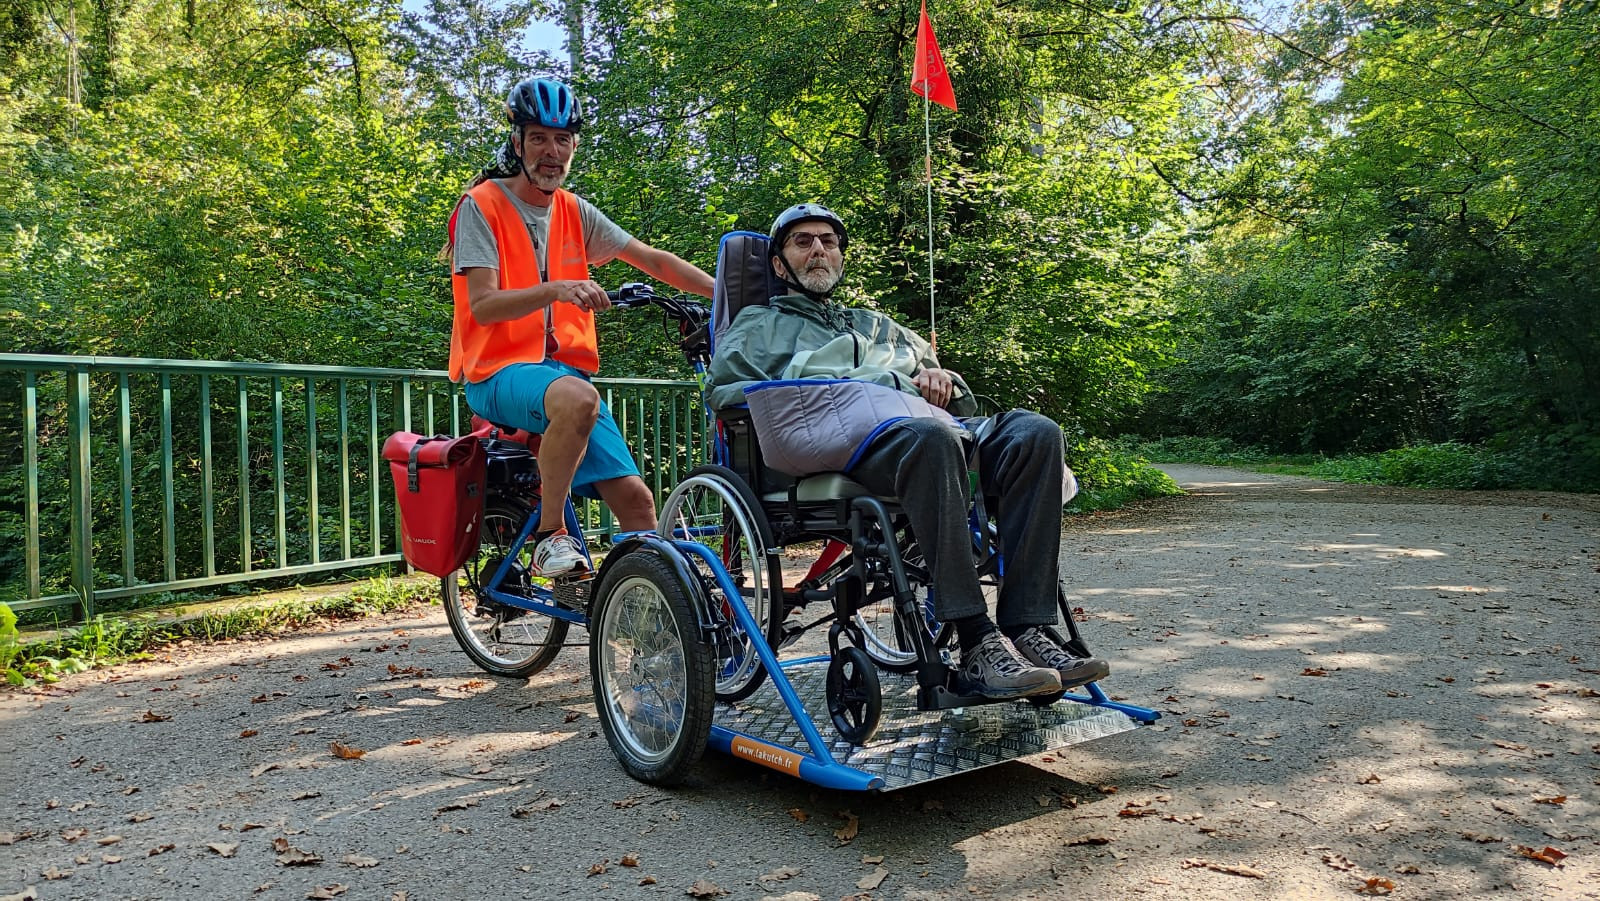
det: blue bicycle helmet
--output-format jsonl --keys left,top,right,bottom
{"left": 506, "top": 77, "right": 583, "bottom": 132}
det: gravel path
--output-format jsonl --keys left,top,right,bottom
{"left": 3, "top": 464, "right": 1597, "bottom": 900}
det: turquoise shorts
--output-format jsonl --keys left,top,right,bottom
{"left": 464, "top": 360, "right": 641, "bottom": 500}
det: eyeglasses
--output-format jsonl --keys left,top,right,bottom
{"left": 787, "top": 231, "right": 841, "bottom": 250}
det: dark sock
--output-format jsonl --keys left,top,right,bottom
{"left": 954, "top": 613, "right": 997, "bottom": 653}
{"left": 1000, "top": 624, "right": 1030, "bottom": 642}
{"left": 534, "top": 527, "right": 559, "bottom": 544}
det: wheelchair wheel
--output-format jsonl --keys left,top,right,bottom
{"left": 827, "top": 646, "right": 882, "bottom": 745}
{"left": 442, "top": 501, "right": 569, "bottom": 678}
{"left": 657, "top": 465, "right": 783, "bottom": 702}
{"left": 590, "top": 551, "right": 715, "bottom": 786}
{"left": 854, "top": 550, "right": 954, "bottom": 673}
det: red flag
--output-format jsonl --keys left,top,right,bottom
{"left": 911, "top": 0, "right": 957, "bottom": 111}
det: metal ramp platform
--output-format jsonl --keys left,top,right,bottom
{"left": 709, "top": 659, "right": 1148, "bottom": 791}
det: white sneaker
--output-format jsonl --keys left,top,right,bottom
{"left": 532, "top": 530, "right": 589, "bottom": 578}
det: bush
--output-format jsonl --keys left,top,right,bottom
{"left": 1067, "top": 441, "right": 1185, "bottom": 512}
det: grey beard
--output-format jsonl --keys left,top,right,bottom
{"left": 796, "top": 266, "right": 840, "bottom": 294}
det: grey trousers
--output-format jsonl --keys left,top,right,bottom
{"left": 847, "top": 410, "right": 1063, "bottom": 627}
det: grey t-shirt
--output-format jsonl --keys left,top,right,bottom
{"left": 452, "top": 179, "right": 633, "bottom": 276}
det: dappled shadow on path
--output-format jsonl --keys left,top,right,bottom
{"left": 2, "top": 465, "right": 1596, "bottom": 899}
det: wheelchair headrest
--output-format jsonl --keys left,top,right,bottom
{"left": 712, "top": 231, "right": 777, "bottom": 351}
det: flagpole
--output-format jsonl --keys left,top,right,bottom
{"left": 924, "top": 89, "right": 936, "bottom": 348}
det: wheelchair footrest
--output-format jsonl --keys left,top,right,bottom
{"left": 917, "top": 681, "right": 1036, "bottom": 711}
{"left": 714, "top": 661, "right": 1145, "bottom": 791}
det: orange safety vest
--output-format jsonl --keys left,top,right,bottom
{"left": 448, "top": 183, "right": 598, "bottom": 382}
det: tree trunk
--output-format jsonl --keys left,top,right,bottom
{"left": 564, "top": 0, "right": 584, "bottom": 78}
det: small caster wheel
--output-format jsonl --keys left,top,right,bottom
{"left": 827, "top": 646, "right": 882, "bottom": 745}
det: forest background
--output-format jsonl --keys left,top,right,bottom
{"left": 1, "top": 0, "right": 1596, "bottom": 492}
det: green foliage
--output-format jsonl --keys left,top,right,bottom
{"left": 1065, "top": 440, "right": 1185, "bottom": 513}
{"left": 1137, "top": 0, "right": 1599, "bottom": 463}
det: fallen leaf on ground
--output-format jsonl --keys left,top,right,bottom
{"left": 856, "top": 867, "right": 888, "bottom": 890}
{"left": 41, "top": 868, "right": 69, "bottom": 881}
{"left": 1461, "top": 832, "right": 1502, "bottom": 843}
{"left": 341, "top": 854, "right": 378, "bottom": 868}
{"left": 208, "top": 842, "right": 239, "bottom": 857}
{"left": 400, "top": 739, "right": 422, "bottom": 746}
{"left": 612, "top": 796, "right": 643, "bottom": 809}
{"left": 1098, "top": 785, "right": 1119, "bottom": 794}
{"left": 1533, "top": 796, "right": 1566, "bottom": 805}
{"left": 759, "top": 866, "right": 801, "bottom": 883}
{"left": 1301, "top": 668, "right": 1328, "bottom": 677}
{"left": 686, "top": 879, "right": 728, "bottom": 897}
{"left": 250, "top": 763, "right": 279, "bottom": 778}
{"left": 1357, "top": 773, "right": 1382, "bottom": 784}
{"left": 435, "top": 799, "right": 479, "bottom": 815}
{"left": 638, "top": 875, "right": 657, "bottom": 885}
{"left": 860, "top": 855, "right": 883, "bottom": 865}
{"left": 620, "top": 854, "right": 639, "bottom": 867}
{"left": 1322, "top": 853, "right": 1357, "bottom": 871}
{"left": 834, "top": 812, "right": 859, "bottom": 843}
{"left": 277, "top": 847, "right": 323, "bottom": 866}
{"left": 307, "top": 885, "right": 347, "bottom": 899}
{"left": 239, "top": 729, "right": 259, "bottom": 738}
{"left": 1513, "top": 845, "right": 1567, "bottom": 867}
{"left": 60, "top": 829, "right": 87, "bottom": 843}
{"left": 140, "top": 710, "right": 171, "bottom": 722}
{"left": 292, "top": 791, "right": 322, "bottom": 801}
{"left": 1394, "top": 864, "right": 1422, "bottom": 874}
{"left": 1356, "top": 876, "right": 1395, "bottom": 895}
{"left": 787, "top": 808, "right": 808, "bottom": 822}
{"left": 95, "top": 836, "right": 122, "bottom": 846}
{"left": 587, "top": 860, "right": 609, "bottom": 876}
{"left": 329, "top": 742, "right": 366, "bottom": 760}
{"left": 1065, "top": 835, "right": 1111, "bottom": 847}
{"left": 564, "top": 710, "right": 581, "bottom": 723}
{"left": 148, "top": 844, "right": 175, "bottom": 856}
{"left": 100, "top": 855, "right": 122, "bottom": 864}
{"left": 1181, "top": 859, "right": 1266, "bottom": 879}
{"left": 511, "top": 798, "right": 563, "bottom": 817}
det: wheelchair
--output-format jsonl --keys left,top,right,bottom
{"left": 572, "top": 231, "right": 1158, "bottom": 791}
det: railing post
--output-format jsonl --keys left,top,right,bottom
{"left": 66, "top": 368, "right": 95, "bottom": 621}
{"left": 23, "top": 371, "right": 41, "bottom": 601}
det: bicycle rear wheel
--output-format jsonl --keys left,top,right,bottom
{"left": 442, "top": 500, "right": 569, "bottom": 678}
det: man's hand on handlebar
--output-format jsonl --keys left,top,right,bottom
{"left": 550, "top": 279, "right": 613, "bottom": 313}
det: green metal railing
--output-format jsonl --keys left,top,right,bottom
{"left": 0, "top": 353, "right": 708, "bottom": 622}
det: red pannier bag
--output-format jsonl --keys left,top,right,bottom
{"left": 382, "top": 431, "right": 487, "bottom": 577}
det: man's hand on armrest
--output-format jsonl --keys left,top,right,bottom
{"left": 913, "top": 367, "right": 957, "bottom": 408}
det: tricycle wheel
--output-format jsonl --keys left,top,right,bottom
{"left": 590, "top": 551, "right": 715, "bottom": 786}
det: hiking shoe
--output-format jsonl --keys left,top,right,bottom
{"left": 1011, "top": 627, "right": 1110, "bottom": 689}
{"left": 958, "top": 631, "right": 1062, "bottom": 700}
{"left": 532, "top": 529, "right": 590, "bottom": 579}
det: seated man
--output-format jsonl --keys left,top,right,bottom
{"left": 706, "top": 203, "right": 1110, "bottom": 700}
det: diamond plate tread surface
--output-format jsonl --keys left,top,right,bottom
{"left": 712, "top": 661, "right": 1142, "bottom": 791}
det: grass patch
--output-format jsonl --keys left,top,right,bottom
{"left": 1, "top": 576, "right": 436, "bottom": 688}
{"left": 1124, "top": 434, "right": 1600, "bottom": 493}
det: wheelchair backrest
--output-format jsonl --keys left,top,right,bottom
{"left": 711, "top": 231, "right": 777, "bottom": 353}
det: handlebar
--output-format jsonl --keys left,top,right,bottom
{"left": 606, "top": 282, "right": 710, "bottom": 328}
{"left": 604, "top": 282, "right": 713, "bottom": 363}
